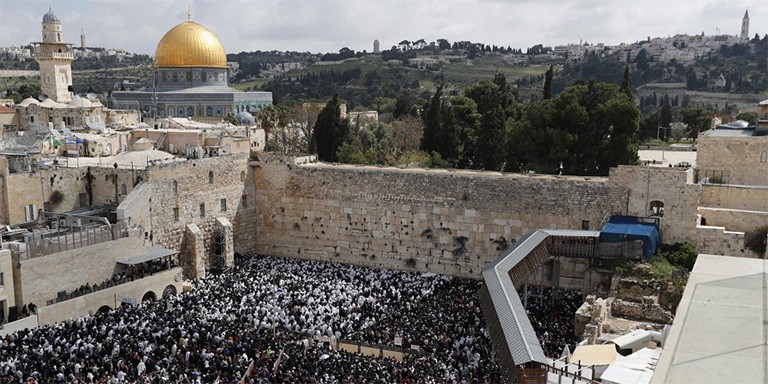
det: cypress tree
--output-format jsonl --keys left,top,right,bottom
{"left": 620, "top": 65, "right": 631, "bottom": 97}
{"left": 312, "top": 94, "right": 350, "bottom": 162}
{"left": 543, "top": 65, "right": 554, "bottom": 99}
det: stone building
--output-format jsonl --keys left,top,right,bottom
{"left": 112, "top": 14, "right": 272, "bottom": 123}
{"left": 696, "top": 119, "right": 768, "bottom": 186}
{"left": 32, "top": 8, "right": 73, "bottom": 103}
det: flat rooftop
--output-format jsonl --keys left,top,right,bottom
{"left": 652, "top": 254, "right": 768, "bottom": 383}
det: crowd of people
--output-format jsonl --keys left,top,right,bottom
{"left": 523, "top": 286, "right": 583, "bottom": 358}
{"left": 0, "top": 255, "right": 504, "bottom": 383}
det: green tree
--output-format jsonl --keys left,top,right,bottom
{"left": 543, "top": 65, "right": 554, "bottom": 99}
{"left": 312, "top": 94, "right": 350, "bottom": 162}
{"left": 392, "top": 94, "right": 412, "bottom": 120}
{"left": 620, "top": 65, "right": 631, "bottom": 97}
{"left": 507, "top": 81, "right": 639, "bottom": 176}
{"left": 420, "top": 85, "right": 443, "bottom": 155}
{"left": 680, "top": 107, "right": 711, "bottom": 139}
{"left": 465, "top": 79, "right": 508, "bottom": 170}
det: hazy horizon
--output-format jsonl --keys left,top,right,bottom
{"left": 0, "top": 0, "right": 763, "bottom": 56}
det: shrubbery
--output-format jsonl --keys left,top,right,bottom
{"left": 744, "top": 225, "right": 768, "bottom": 255}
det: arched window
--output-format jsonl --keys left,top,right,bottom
{"left": 208, "top": 171, "right": 214, "bottom": 184}
{"left": 186, "top": 107, "right": 194, "bottom": 117}
{"left": 649, "top": 200, "right": 665, "bottom": 217}
{"left": 761, "top": 151, "right": 767, "bottom": 163}
{"left": 206, "top": 107, "right": 213, "bottom": 116}
{"left": 177, "top": 107, "right": 184, "bottom": 116}
{"left": 240, "top": 171, "right": 245, "bottom": 181}
{"left": 120, "top": 183, "right": 127, "bottom": 195}
{"left": 172, "top": 180, "right": 178, "bottom": 194}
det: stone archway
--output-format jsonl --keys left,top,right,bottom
{"left": 97, "top": 305, "right": 111, "bottom": 314}
{"left": 162, "top": 285, "right": 177, "bottom": 299}
{"left": 142, "top": 291, "right": 157, "bottom": 302}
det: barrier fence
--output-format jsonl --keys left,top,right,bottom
{"left": 20, "top": 221, "right": 128, "bottom": 259}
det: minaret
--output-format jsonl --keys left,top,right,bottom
{"left": 33, "top": 8, "right": 73, "bottom": 102}
{"left": 741, "top": 9, "right": 749, "bottom": 40}
{"left": 80, "top": 29, "right": 86, "bottom": 49}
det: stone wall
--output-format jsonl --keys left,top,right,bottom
{"left": 1, "top": 166, "right": 87, "bottom": 224}
{"left": 695, "top": 224, "right": 751, "bottom": 257}
{"left": 116, "top": 181, "right": 152, "bottom": 236}
{"left": 15, "top": 232, "right": 144, "bottom": 306}
{"left": 697, "top": 207, "right": 768, "bottom": 233}
{"left": 88, "top": 166, "right": 145, "bottom": 207}
{"left": 608, "top": 166, "right": 700, "bottom": 244}
{"left": 142, "top": 153, "right": 252, "bottom": 273}
{"left": 0, "top": 249, "right": 16, "bottom": 323}
{"left": 699, "top": 184, "right": 768, "bottom": 211}
{"left": 525, "top": 257, "right": 613, "bottom": 293}
{"left": 246, "top": 156, "right": 628, "bottom": 279}
{"left": 697, "top": 135, "right": 768, "bottom": 185}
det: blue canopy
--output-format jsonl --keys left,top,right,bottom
{"left": 600, "top": 216, "right": 660, "bottom": 258}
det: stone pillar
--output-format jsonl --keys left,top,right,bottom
{"left": 184, "top": 224, "right": 205, "bottom": 279}
{"left": 215, "top": 217, "right": 234, "bottom": 268}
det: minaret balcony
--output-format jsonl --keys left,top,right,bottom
{"left": 35, "top": 51, "right": 74, "bottom": 60}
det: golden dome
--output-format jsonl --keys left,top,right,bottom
{"left": 155, "top": 21, "right": 227, "bottom": 68}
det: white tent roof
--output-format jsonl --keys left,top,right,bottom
{"left": 40, "top": 98, "right": 67, "bottom": 109}
{"left": 17, "top": 97, "right": 40, "bottom": 107}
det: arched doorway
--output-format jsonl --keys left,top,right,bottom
{"left": 97, "top": 305, "right": 111, "bottom": 314}
{"left": 162, "top": 285, "right": 177, "bottom": 299}
{"left": 142, "top": 291, "right": 157, "bottom": 302}
{"left": 209, "top": 227, "right": 226, "bottom": 273}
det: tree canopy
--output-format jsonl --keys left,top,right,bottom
{"left": 507, "top": 81, "right": 639, "bottom": 176}
{"left": 311, "top": 95, "right": 350, "bottom": 162}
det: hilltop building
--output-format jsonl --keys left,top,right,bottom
{"left": 112, "top": 13, "right": 272, "bottom": 123}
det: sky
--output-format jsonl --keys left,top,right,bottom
{"left": 0, "top": 0, "right": 763, "bottom": 56}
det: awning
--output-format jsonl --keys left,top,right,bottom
{"left": 118, "top": 247, "right": 178, "bottom": 266}
{"left": 599, "top": 216, "right": 660, "bottom": 258}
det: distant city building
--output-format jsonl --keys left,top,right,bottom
{"left": 740, "top": 9, "right": 749, "bottom": 40}
{"left": 373, "top": 39, "right": 380, "bottom": 54}
{"left": 112, "top": 12, "right": 272, "bottom": 123}
{"left": 80, "top": 29, "right": 86, "bottom": 49}
{"left": 32, "top": 8, "right": 74, "bottom": 103}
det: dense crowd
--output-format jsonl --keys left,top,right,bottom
{"left": 0, "top": 255, "right": 502, "bottom": 383}
{"left": 523, "top": 287, "right": 583, "bottom": 357}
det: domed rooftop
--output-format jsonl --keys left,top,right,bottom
{"left": 719, "top": 120, "right": 750, "bottom": 129}
{"left": 68, "top": 95, "right": 93, "bottom": 108}
{"left": 43, "top": 8, "right": 60, "bottom": 23}
{"left": 235, "top": 111, "right": 256, "bottom": 125}
{"left": 155, "top": 20, "right": 227, "bottom": 69}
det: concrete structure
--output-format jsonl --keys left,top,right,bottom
{"left": 35, "top": 267, "right": 182, "bottom": 326}
{"left": 652, "top": 254, "right": 767, "bottom": 383}
{"left": 33, "top": 8, "right": 73, "bottom": 103}
{"left": 348, "top": 111, "right": 379, "bottom": 128}
{"left": 112, "top": 14, "right": 272, "bottom": 122}
{"left": 373, "top": 39, "right": 380, "bottom": 54}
